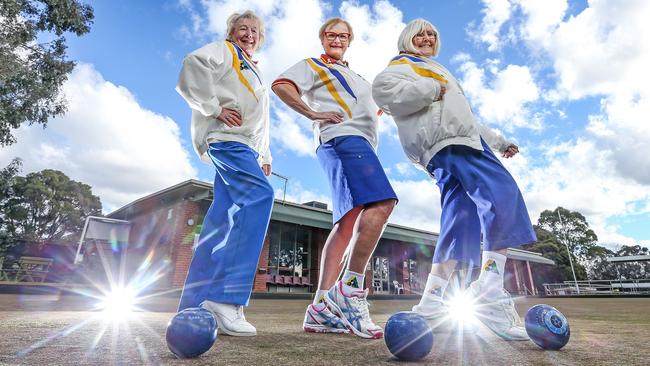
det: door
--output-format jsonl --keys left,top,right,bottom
{"left": 372, "top": 256, "right": 390, "bottom": 294}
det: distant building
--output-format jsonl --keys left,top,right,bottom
{"left": 104, "top": 179, "right": 555, "bottom": 296}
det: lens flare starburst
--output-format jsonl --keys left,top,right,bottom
{"left": 15, "top": 243, "right": 177, "bottom": 362}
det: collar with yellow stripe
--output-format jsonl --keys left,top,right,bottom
{"left": 225, "top": 40, "right": 262, "bottom": 101}
{"left": 305, "top": 57, "right": 357, "bottom": 119}
{"left": 388, "top": 53, "right": 448, "bottom": 85}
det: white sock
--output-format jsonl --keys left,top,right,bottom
{"left": 423, "top": 273, "right": 448, "bottom": 300}
{"left": 477, "top": 251, "right": 507, "bottom": 293}
{"left": 313, "top": 289, "right": 328, "bottom": 305}
{"left": 341, "top": 269, "right": 364, "bottom": 289}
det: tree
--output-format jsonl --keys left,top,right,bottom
{"left": 523, "top": 226, "right": 588, "bottom": 282}
{"left": 0, "top": 168, "right": 101, "bottom": 253}
{"left": 590, "top": 245, "right": 650, "bottom": 280}
{"left": 0, "top": 0, "right": 94, "bottom": 146}
{"left": 0, "top": 158, "right": 23, "bottom": 252}
{"left": 0, "top": 158, "right": 22, "bottom": 196}
{"left": 584, "top": 245, "right": 615, "bottom": 280}
{"left": 537, "top": 207, "right": 598, "bottom": 262}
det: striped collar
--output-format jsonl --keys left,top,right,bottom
{"left": 320, "top": 54, "right": 348, "bottom": 66}
{"left": 227, "top": 40, "right": 258, "bottom": 64}
{"left": 395, "top": 52, "right": 427, "bottom": 63}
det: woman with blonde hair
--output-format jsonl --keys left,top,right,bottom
{"left": 176, "top": 10, "right": 273, "bottom": 337}
{"left": 272, "top": 18, "right": 397, "bottom": 339}
{"left": 373, "top": 18, "right": 537, "bottom": 340}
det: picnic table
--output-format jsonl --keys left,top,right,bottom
{"left": 0, "top": 256, "right": 53, "bottom": 283}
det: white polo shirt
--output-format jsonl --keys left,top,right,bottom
{"left": 273, "top": 55, "right": 379, "bottom": 150}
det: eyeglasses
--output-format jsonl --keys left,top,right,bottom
{"left": 414, "top": 31, "right": 437, "bottom": 40}
{"left": 324, "top": 32, "right": 350, "bottom": 42}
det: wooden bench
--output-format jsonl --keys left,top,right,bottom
{"left": 13, "top": 256, "right": 53, "bottom": 283}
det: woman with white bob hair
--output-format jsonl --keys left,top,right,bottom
{"left": 175, "top": 10, "right": 273, "bottom": 337}
{"left": 372, "top": 18, "right": 537, "bottom": 341}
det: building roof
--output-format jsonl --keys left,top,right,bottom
{"left": 107, "top": 179, "right": 438, "bottom": 245}
{"left": 107, "top": 179, "right": 213, "bottom": 220}
{"left": 606, "top": 255, "right": 650, "bottom": 263}
{"left": 271, "top": 199, "right": 438, "bottom": 245}
{"left": 506, "top": 247, "right": 555, "bottom": 265}
{"left": 106, "top": 179, "right": 554, "bottom": 264}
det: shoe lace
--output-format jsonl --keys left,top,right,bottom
{"left": 235, "top": 305, "right": 245, "bottom": 320}
{"left": 499, "top": 290, "right": 522, "bottom": 327}
{"left": 350, "top": 296, "right": 372, "bottom": 323}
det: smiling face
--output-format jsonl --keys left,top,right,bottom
{"left": 230, "top": 17, "right": 260, "bottom": 56}
{"left": 412, "top": 24, "right": 437, "bottom": 57}
{"left": 320, "top": 22, "right": 350, "bottom": 60}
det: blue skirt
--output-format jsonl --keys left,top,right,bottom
{"left": 427, "top": 138, "right": 537, "bottom": 265}
{"left": 316, "top": 135, "right": 397, "bottom": 223}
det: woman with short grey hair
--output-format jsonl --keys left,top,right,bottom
{"left": 373, "top": 18, "right": 537, "bottom": 341}
{"left": 175, "top": 10, "right": 273, "bottom": 337}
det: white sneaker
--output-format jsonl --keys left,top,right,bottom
{"left": 303, "top": 302, "right": 350, "bottom": 334}
{"left": 201, "top": 300, "right": 256, "bottom": 337}
{"left": 412, "top": 292, "right": 448, "bottom": 331}
{"left": 414, "top": 291, "right": 478, "bottom": 334}
{"left": 469, "top": 281, "right": 529, "bottom": 341}
{"left": 325, "top": 281, "right": 383, "bottom": 339}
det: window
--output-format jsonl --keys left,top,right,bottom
{"left": 267, "top": 222, "right": 311, "bottom": 278}
{"left": 372, "top": 256, "right": 390, "bottom": 293}
{"left": 407, "top": 259, "right": 421, "bottom": 292}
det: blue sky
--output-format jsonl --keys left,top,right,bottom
{"left": 1, "top": 0, "right": 648, "bottom": 248}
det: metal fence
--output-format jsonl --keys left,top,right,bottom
{"left": 543, "top": 279, "right": 650, "bottom": 296}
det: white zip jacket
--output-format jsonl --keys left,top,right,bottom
{"left": 372, "top": 54, "right": 510, "bottom": 169}
{"left": 176, "top": 41, "right": 271, "bottom": 166}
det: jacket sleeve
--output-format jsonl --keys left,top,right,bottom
{"left": 372, "top": 69, "right": 442, "bottom": 117}
{"left": 476, "top": 122, "right": 511, "bottom": 153}
{"left": 260, "top": 146, "right": 272, "bottom": 165}
{"left": 176, "top": 43, "right": 228, "bottom": 118}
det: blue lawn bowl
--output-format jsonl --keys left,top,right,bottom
{"left": 525, "top": 304, "right": 570, "bottom": 350}
{"left": 166, "top": 307, "right": 218, "bottom": 358}
{"left": 384, "top": 311, "right": 434, "bottom": 361}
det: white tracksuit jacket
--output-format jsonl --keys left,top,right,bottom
{"left": 176, "top": 41, "right": 271, "bottom": 165}
{"left": 372, "top": 54, "right": 510, "bottom": 169}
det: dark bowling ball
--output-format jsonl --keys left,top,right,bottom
{"left": 525, "top": 304, "right": 570, "bottom": 350}
{"left": 166, "top": 307, "right": 218, "bottom": 358}
{"left": 384, "top": 311, "right": 434, "bottom": 361}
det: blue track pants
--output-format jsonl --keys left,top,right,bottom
{"left": 179, "top": 141, "right": 274, "bottom": 309}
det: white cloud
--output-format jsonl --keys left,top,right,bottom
{"left": 455, "top": 55, "right": 542, "bottom": 130}
{"left": 273, "top": 179, "right": 331, "bottom": 208}
{"left": 388, "top": 179, "right": 441, "bottom": 232}
{"left": 514, "top": 0, "right": 567, "bottom": 49}
{"left": 548, "top": 4, "right": 646, "bottom": 99}
{"left": 270, "top": 99, "right": 315, "bottom": 157}
{"left": 507, "top": 139, "right": 650, "bottom": 246}
{"left": 465, "top": 0, "right": 650, "bottom": 245}
{"left": 394, "top": 162, "right": 416, "bottom": 177}
{"left": 586, "top": 95, "right": 650, "bottom": 186}
{"left": 468, "top": 0, "right": 514, "bottom": 51}
{"left": 0, "top": 64, "right": 197, "bottom": 212}
{"left": 339, "top": 0, "right": 405, "bottom": 81}
{"left": 377, "top": 114, "right": 399, "bottom": 141}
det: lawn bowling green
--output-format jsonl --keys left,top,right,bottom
{"left": 0, "top": 294, "right": 647, "bottom": 365}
